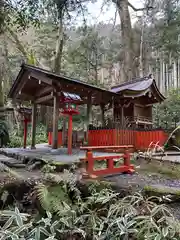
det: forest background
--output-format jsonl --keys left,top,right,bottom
{"left": 1, "top": 0, "right": 180, "bottom": 139}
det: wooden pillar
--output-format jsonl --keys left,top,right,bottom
{"left": 112, "top": 98, "right": 116, "bottom": 122}
{"left": 62, "top": 117, "right": 66, "bottom": 146}
{"left": 87, "top": 102, "right": 92, "bottom": 124}
{"left": 121, "top": 106, "right": 124, "bottom": 126}
{"left": 86, "top": 96, "right": 92, "bottom": 143}
{"left": 100, "top": 103, "right": 105, "bottom": 127}
{"left": 31, "top": 103, "right": 37, "bottom": 149}
{"left": 67, "top": 115, "right": 73, "bottom": 155}
{"left": 24, "top": 119, "right": 28, "bottom": 149}
{"left": 52, "top": 94, "right": 59, "bottom": 149}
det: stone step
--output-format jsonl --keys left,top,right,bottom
{"left": 0, "top": 154, "right": 23, "bottom": 168}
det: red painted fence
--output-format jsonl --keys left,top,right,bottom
{"left": 48, "top": 129, "right": 168, "bottom": 151}
{"left": 88, "top": 129, "right": 136, "bottom": 146}
{"left": 48, "top": 131, "right": 62, "bottom": 147}
{"left": 135, "top": 130, "right": 168, "bottom": 151}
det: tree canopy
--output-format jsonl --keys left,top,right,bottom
{"left": 154, "top": 89, "right": 180, "bottom": 129}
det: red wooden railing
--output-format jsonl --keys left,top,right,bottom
{"left": 80, "top": 146, "right": 134, "bottom": 176}
{"left": 48, "top": 129, "right": 168, "bottom": 151}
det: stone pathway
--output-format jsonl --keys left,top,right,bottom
{"left": 0, "top": 144, "right": 121, "bottom": 165}
{"left": 106, "top": 172, "right": 180, "bottom": 191}
{"left": 0, "top": 154, "right": 25, "bottom": 168}
{"left": 0, "top": 154, "right": 43, "bottom": 182}
{"left": 141, "top": 151, "right": 180, "bottom": 163}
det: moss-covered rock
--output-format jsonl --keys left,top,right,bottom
{"left": 143, "top": 184, "right": 180, "bottom": 202}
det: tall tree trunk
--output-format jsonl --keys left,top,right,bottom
{"left": 0, "top": 69, "right": 4, "bottom": 108}
{"left": 178, "top": 58, "right": 180, "bottom": 88}
{"left": 139, "top": 21, "right": 144, "bottom": 77}
{"left": 7, "top": 26, "right": 28, "bottom": 59}
{"left": 0, "top": 64, "right": 5, "bottom": 125}
{"left": 52, "top": 9, "right": 66, "bottom": 145}
{"left": 95, "top": 50, "right": 98, "bottom": 85}
{"left": 7, "top": 27, "right": 48, "bottom": 125}
{"left": 174, "top": 60, "right": 177, "bottom": 88}
{"left": 113, "top": 0, "right": 136, "bottom": 82}
{"left": 53, "top": 10, "right": 64, "bottom": 74}
{"left": 2, "top": 35, "right": 12, "bottom": 95}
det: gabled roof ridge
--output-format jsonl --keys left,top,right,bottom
{"left": 111, "top": 75, "right": 165, "bottom": 102}
{"left": 151, "top": 79, "right": 166, "bottom": 101}
{"left": 22, "top": 63, "right": 115, "bottom": 94}
{"left": 111, "top": 75, "right": 152, "bottom": 89}
{"left": 8, "top": 64, "right": 119, "bottom": 100}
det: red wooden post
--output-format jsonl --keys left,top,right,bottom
{"left": 107, "top": 157, "right": 114, "bottom": 171}
{"left": 68, "top": 115, "right": 73, "bottom": 155}
{"left": 86, "top": 150, "right": 94, "bottom": 173}
{"left": 124, "top": 149, "right": 130, "bottom": 166}
{"left": 23, "top": 118, "right": 28, "bottom": 149}
{"left": 48, "top": 132, "right": 52, "bottom": 145}
{"left": 58, "top": 131, "right": 63, "bottom": 147}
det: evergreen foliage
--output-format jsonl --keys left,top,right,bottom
{"left": 0, "top": 171, "right": 180, "bottom": 239}
{"left": 0, "top": 120, "right": 9, "bottom": 147}
{"left": 153, "top": 88, "right": 180, "bottom": 129}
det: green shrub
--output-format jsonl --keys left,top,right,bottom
{"left": 0, "top": 120, "right": 10, "bottom": 147}
{"left": 33, "top": 172, "right": 180, "bottom": 239}
{"left": 8, "top": 123, "right": 48, "bottom": 148}
{"left": 1, "top": 170, "right": 180, "bottom": 240}
{"left": 1, "top": 190, "right": 180, "bottom": 240}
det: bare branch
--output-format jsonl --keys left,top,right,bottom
{"left": 128, "top": 1, "right": 153, "bottom": 12}
{"left": 78, "top": 52, "right": 96, "bottom": 68}
{"left": 6, "top": 26, "right": 28, "bottom": 59}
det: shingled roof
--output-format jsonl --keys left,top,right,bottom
{"left": 8, "top": 64, "right": 165, "bottom": 106}
{"left": 8, "top": 64, "right": 118, "bottom": 106}
{"left": 111, "top": 76, "right": 165, "bottom": 103}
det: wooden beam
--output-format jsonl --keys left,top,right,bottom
{"left": 29, "top": 72, "right": 53, "bottom": 85}
{"left": 35, "top": 94, "right": 53, "bottom": 104}
{"left": 144, "top": 103, "right": 154, "bottom": 107}
{"left": 18, "top": 93, "right": 33, "bottom": 101}
{"left": 52, "top": 93, "right": 59, "bottom": 149}
{"left": 35, "top": 86, "right": 53, "bottom": 97}
{"left": 31, "top": 102, "right": 37, "bottom": 149}
{"left": 14, "top": 72, "right": 29, "bottom": 97}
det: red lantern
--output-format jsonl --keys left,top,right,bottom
{"left": 60, "top": 103, "right": 79, "bottom": 116}
{"left": 59, "top": 92, "right": 81, "bottom": 116}
{"left": 59, "top": 93, "right": 81, "bottom": 155}
{"left": 18, "top": 107, "right": 32, "bottom": 122}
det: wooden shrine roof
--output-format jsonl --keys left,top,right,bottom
{"left": 8, "top": 64, "right": 119, "bottom": 106}
{"left": 111, "top": 76, "right": 166, "bottom": 103}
